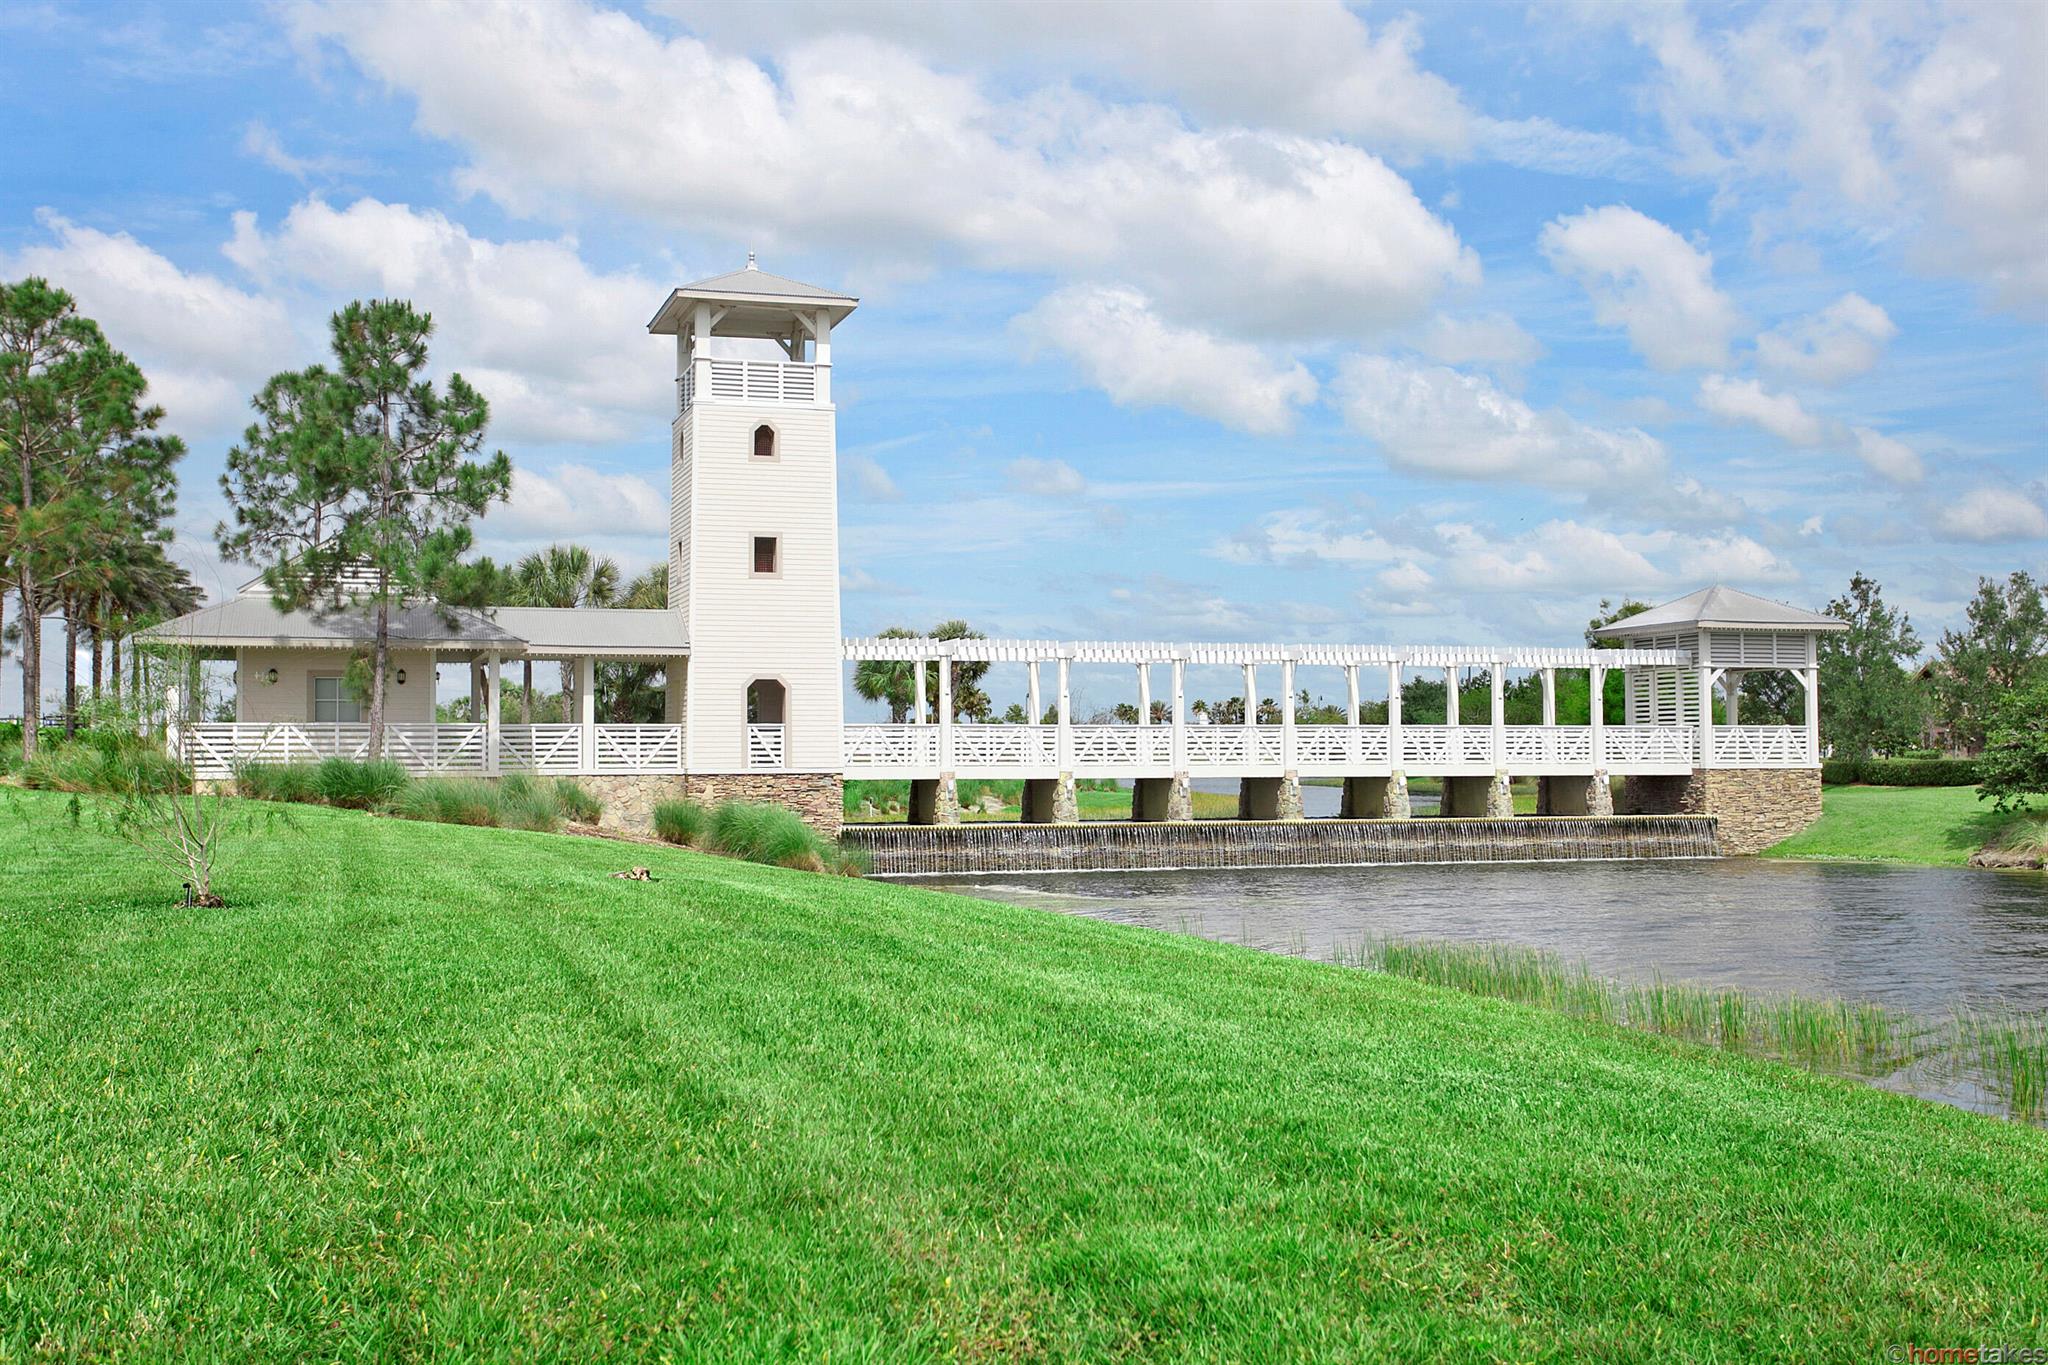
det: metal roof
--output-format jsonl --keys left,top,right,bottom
{"left": 647, "top": 258, "right": 858, "bottom": 334}
{"left": 140, "top": 596, "right": 687, "bottom": 657}
{"left": 843, "top": 637, "right": 1693, "bottom": 669}
{"left": 1592, "top": 586, "right": 1845, "bottom": 637}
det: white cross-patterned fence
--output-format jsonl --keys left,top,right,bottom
{"left": 179, "top": 722, "right": 687, "bottom": 779}
{"left": 498, "top": 724, "right": 584, "bottom": 774}
{"left": 595, "top": 725, "right": 684, "bottom": 774}
{"left": 953, "top": 725, "right": 1059, "bottom": 770}
{"left": 1710, "top": 725, "right": 1811, "bottom": 768}
{"left": 746, "top": 724, "right": 786, "bottom": 771}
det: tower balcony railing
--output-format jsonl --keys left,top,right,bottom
{"left": 677, "top": 359, "right": 819, "bottom": 413}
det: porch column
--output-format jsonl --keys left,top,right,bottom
{"left": 578, "top": 655, "right": 597, "bottom": 772}
{"left": 469, "top": 661, "right": 484, "bottom": 720}
{"left": 1724, "top": 670, "right": 1743, "bottom": 726}
{"left": 485, "top": 652, "right": 502, "bottom": 775}
{"left": 913, "top": 655, "right": 928, "bottom": 726}
{"left": 1803, "top": 667, "right": 1820, "bottom": 764}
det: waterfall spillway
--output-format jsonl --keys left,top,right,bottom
{"left": 844, "top": 815, "right": 1720, "bottom": 878}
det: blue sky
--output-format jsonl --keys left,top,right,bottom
{"left": 3, "top": 0, "right": 2044, "bottom": 715}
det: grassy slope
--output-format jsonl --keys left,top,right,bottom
{"left": 1763, "top": 784, "right": 2021, "bottom": 865}
{"left": 1, "top": 792, "right": 2043, "bottom": 1359}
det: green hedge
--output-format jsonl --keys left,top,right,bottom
{"left": 1821, "top": 757, "right": 1979, "bottom": 787}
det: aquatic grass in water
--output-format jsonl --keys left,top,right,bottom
{"left": 1342, "top": 934, "right": 2045, "bottom": 1123}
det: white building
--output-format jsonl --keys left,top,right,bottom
{"left": 148, "top": 261, "right": 1843, "bottom": 850}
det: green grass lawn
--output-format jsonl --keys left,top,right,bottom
{"left": 1762, "top": 784, "right": 2023, "bottom": 865}
{"left": 2, "top": 790, "right": 2043, "bottom": 1358}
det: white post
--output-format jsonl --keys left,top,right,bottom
{"left": 1445, "top": 665, "right": 1460, "bottom": 726}
{"left": 164, "top": 685, "right": 182, "bottom": 763}
{"left": 1056, "top": 653, "right": 1073, "bottom": 773}
{"left": 1171, "top": 656, "right": 1187, "bottom": 774}
{"left": 1589, "top": 663, "right": 1606, "bottom": 769}
{"left": 1281, "top": 656, "right": 1297, "bottom": 773}
{"left": 1345, "top": 663, "right": 1361, "bottom": 765}
{"left": 1137, "top": 663, "right": 1151, "bottom": 725}
{"left": 913, "top": 655, "right": 928, "bottom": 726}
{"left": 812, "top": 312, "right": 832, "bottom": 404}
{"left": 1540, "top": 666, "right": 1557, "bottom": 766}
{"left": 1242, "top": 662, "right": 1258, "bottom": 762}
{"left": 1725, "top": 670, "right": 1743, "bottom": 726}
{"left": 486, "top": 651, "right": 502, "bottom": 775}
{"left": 1490, "top": 659, "right": 1506, "bottom": 768}
{"left": 1697, "top": 665, "right": 1716, "bottom": 768}
{"left": 1804, "top": 667, "right": 1820, "bottom": 765}
{"left": 1027, "top": 659, "right": 1041, "bottom": 726}
{"left": 578, "top": 655, "right": 597, "bottom": 772}
{"left": 937, "top": 646, "right": 954, "bottom": 775}
{"left": 1387, "top": 661, "right": 1403, "bottom": 767}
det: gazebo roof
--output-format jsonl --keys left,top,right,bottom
{"left": 647, "top": 257, "right": 858, "bottom": 336}
{"left": 1593, "top": 586, "right": 1845, "bottom": 639}
{"left": 139, "top": 595, "right": 688, "bottom": 658}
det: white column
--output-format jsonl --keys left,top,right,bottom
{"left": 1242, "top": 662, "right": 1258, "bottom": 763}
{"left": 1387, "top": 661, "right": 1403, "bottom": 767}
{"left": 1171, "top": 656, "right": 1187, "bottom": 774}
{"left": 1541, "top": 668, "right": 1556, "bottom": 726}
{"left": 812, "top": 312, "right": 832, "bottom": 404}
{"left": 1490, "top": 660, "right": 1506, "bottom": 768}
{"left": 1589, "top": 664, "right": 1606, "bottom": 769}
{"left": 913, "top": 655, "right": 927, "bottom": 725}
{"left": 164, "top": 685, "right": 182, "bottom": 762}
{"left": 1027, "top": 659, "right": 1042, "bottom": 726}
{"left": 485, "top": 652, "right": 502, "bottom": 775}
{"left": 1725, "top": 670, "right": 1743, "bottom": 726}
{"left": 1697, "top": 665, "right": 1716, "bottom": 768}
{"left": 1445, "top": 665, "right": 1460, "bottom": 726}
{"left": 1345, "top": 664, "right": 1361, "bottom": 765}
{"left": 1804, "top": 667, "right": 1820, "bottom": 765}
{"left": 937, "top": 647, "right": 954, "bottom": 774}
{"left": 1056, "top": 653, "right": 1073, "bottom": 773}
{"left": 1137, "top": 663, "right": 1152, "bottom": 725}
{"left": 1281, "top": 656, "right": 1297, "bottom": 773}
{"left": 578, "top": 655, "right": 597, "bottom": 772}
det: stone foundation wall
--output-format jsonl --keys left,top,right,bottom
{"left": 576, "top": 771, "right": 844, "bottom": 837}
{"left": 1620, "top": 767, "right": 1820, "bottom": 855}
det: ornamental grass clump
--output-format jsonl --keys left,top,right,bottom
{"left": 235, "top": 762, "right": 323, "bottom": 804}
{"left": 19, "top": 733, "right": 188, "bottom": 795}
{"left": 553, "top": 779, "right": 603, "bottom": 826}
{"left": 396, "top": 778, "right": 503, "bottom": 828}
{"left": 313, "top": 758, "right": 409, "bottom": 810}
{"left": 701, "top": 800, "right": 866, "bottom": 875}
{"left": 652, "top": 799, "right": 710, "bottom": 847}
{"left": 494, "top": 774, "right": 564, "bottom": 833}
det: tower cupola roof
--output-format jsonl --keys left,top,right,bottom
{"left": 647, "top": 260, "right": 858, "bottom": 337}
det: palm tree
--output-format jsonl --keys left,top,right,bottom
{"left": 599, "top": 564, "right": 668, "bottom": 722}
{"left": 510, "top": 544, "right": 619, "bottom": 719}
{"left": 853, "top": 626, "right": 921, "bottom": 722}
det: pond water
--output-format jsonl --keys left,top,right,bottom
{"left": 921, "top": 858, "right": 2048, "bottom": 1116}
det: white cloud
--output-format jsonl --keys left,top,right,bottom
{"left": 1015, "top": 286, "right": 1317, "bottom": 435}
{"left": 1696, "top": 375, "right": 1827, "bottom": 446}
{"left": 290, "top": 1, "right": 1477, "bottom": 338}
{"left": 657, "top": 0, "right": 1474, "bottom": 157}
{"left": 225, "top": 196, "right": 670, "bottom": 444}
{"left": 1848, "top": 426, "right": 1924, "bottom": 483}
{"left": 1539, "top": 205, "right": 1742, "bottom": 369}
{"left": 842, "top": 454, "right": 900, "bottom": 501}
{"left": 1932, "top": 488, "right": 2048, "bottom": 543}
{"left": 1667, "top": 531, "right": 1798, "bottom": 585}
{"left": 1619, "top": 4, "right": 2048, "bottom": 314}
{"left": 1413, "top": 312, "right": 1543, "bottom": 370}
{"left": 1755, "top": 292, "right": 1897, "bottom": 385}
{"left": 1377, "top": 560, "right": 1434, "bottom": 595}
{"left": 495, "top": 463, "right": 668, "bottom": 538}
{"left": 0, "top": 211, "right": 295, "bottom": 439}
{"left": 1429, "top": 519, "right": 1664, "bottom": 594}
{"left": 239, "top": 120, "right": 359, "bottom": 181}
{"left": 1004, "top": 457, "right": 1087, "bottom": 498}
{"left": 1333, "top": 355, "right": 1666, "bottom": 488}
{"left": 1214, "top": 506, "right": 1399, "bottom": 568}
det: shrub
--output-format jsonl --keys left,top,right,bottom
{"left": 20, "top": 735, "right": 189, "bottom": 795}
{"left": 704, "top": 800, "right": 863, "bottom": 875}
{"left": 652, "top": 799, "right": 710, "bottom": 847}
{"left": 494, "top": 774, "right": 563, "bottom": 833}
{"left": 314, "top": 758, "right": 409, "bottom": 810}
{"left": 1821, "top": 757, "right": 1979, "bottom": 787}
{"left": 396, "top": 778, "right": 503, "bottom": 827}
{"left": 235, "top": 762, "right": 323, "bottom": 804}
{"left": 553, "top": 779, "right": 603, "bottom": 825}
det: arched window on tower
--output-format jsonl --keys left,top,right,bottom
{"left": 752, "top": 424, "right": 776, "bottom": 460}
{"left": 745, "top": 678, "right": 787, "bottom": 770}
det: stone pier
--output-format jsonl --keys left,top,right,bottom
{"left": 1132, "top": 774, "right": 1192, "bottom": 822}
{"left": 1535, "top": 771, "right": 1613, "bottom": 817}
{"left": 909, "top": 775, "right": 962, "bottom": 826}
{"left": 1238, "top": 775, "right": 1305, "bottom": 821}
{"left": 1021, "top": 775, "right": 1078, "bottom": 824}
{"left": 1621, "top": 767, "right": 1820, "bottom": 854}
{"left": 1441, "top": 773, "right": 1513, "bottom": 818}
{"left": 1339, "top": 773, "right": 1411, "bottom": 819}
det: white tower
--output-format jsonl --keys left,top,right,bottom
{"left": 647, "top": 261, "right": 858, "bottom": 784}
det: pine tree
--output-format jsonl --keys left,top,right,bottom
{"left": 1817, "top": 573, "right": 1924, "bottom": 760}
{"left": 218, "top": 300, "right": 511, "bottom": 757}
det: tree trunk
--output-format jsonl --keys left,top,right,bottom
{"left": 521, "top": 661, "right": 532, "bottom": 723}
{"left": 368, "top": 595, "right": 390, "bottom": 759}
{"left": 90, "top": 618, "right": 103, "bottom": 704}
{"left": 110, "top": 632, "right": 122, "bottom": 709}
{"left": 63, "top": 602, "right": 79, "bottom": 737}
{"left": 19, "top": 571, "right": 41, "bottom": 760}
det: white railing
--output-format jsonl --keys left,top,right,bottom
{"left": 593, "top": 724, "right": 684, "bottom": 774}
{"left": 1292, "top": 725, "right": 1393, "bottom": 770}
{"left": 1502, "top": 726, "right": 1595, "bottom": 767}
{"left": 746, "top": 723, "right": 785, "bottom": 770}
{"left": 1185, "top": 728, "right": 1250, "bottom": 768}
{"left": 499, "top": 724, "right": 584, "bottom": 774}
{"left": 181, "top": 723, "right": 374, "bottom": 779}
{"left": 676, "top": 368, "right": 695, "bottom": 414}
{"left": 1399, "top": 725, "right": 1495, "bottom": 768}
{"left": 1070, "top": 725, "right": 1173, "bottom": 771}
{"left": 1603, "top": 725, "right": 1696, "bottom": 769}
{"left": 706, "top": 359, "right": 817, "bottom": 405}
{"left": 843, "top": 723, "right": 941, "bottom": 771}
{"left": 1711, "top": 725, "right": 1811, "bottom": 768}
{"left": 952, "top": 725, "right": 1059, "bottom": 770}
{"left": 383, "top": 723, "right": 489, "bottom": 774}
